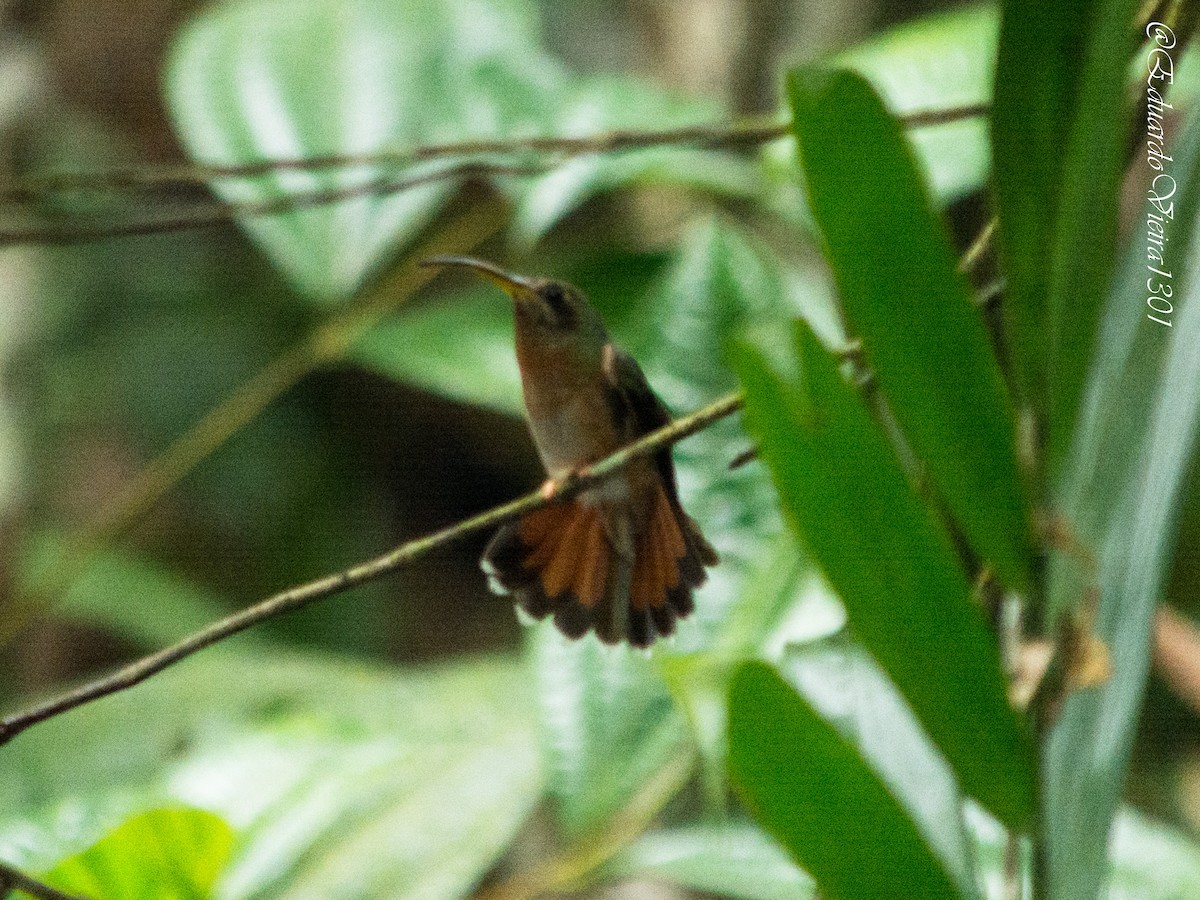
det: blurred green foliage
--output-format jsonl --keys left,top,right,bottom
{"left": 2, "top": 0, "right": 1200, "bottom": 899}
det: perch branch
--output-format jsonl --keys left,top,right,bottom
{"left": 0, "top": 863, "right": 88, "bottom": 900}
{"left": 0, "top": 392, "right": 744, "bottom": 747}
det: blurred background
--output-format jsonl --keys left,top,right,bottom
{"left": 1, "top": 0, "right": 1200, "bottom": 897}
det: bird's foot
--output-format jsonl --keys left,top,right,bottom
{"left": 541, "top": 465, "right": 594, "bottom": 500}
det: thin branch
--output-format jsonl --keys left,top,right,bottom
{"left": 0, "top": 863, "right": 88, "bottom": 900}
{"left": 6, "top": 104, "right": 985, "bottom": 198}
{"left": 0, "top": 103, "right": 989, "bottom": 246}
{"left": 0, "top": 392, "right": 744, "bottom": 747}
{"left": 958, "top": 216, "right": 997, "bottom": 275}
{"left": 8, "top": 122, "right": 788, "bottom": 198}
{"left": 0, "top": 161, "right": 537, "bottom": 247}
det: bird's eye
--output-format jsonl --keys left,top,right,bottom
{"left": 542, "top": 284, "right": 566, "bottom": 312}
{"left": 540, "top": 283, "right": 577, "bottom": 328}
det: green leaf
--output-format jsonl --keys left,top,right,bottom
{"left": 166, "top": 0, "right": 550, "bottom": 302}
{"left": 787, "top": 65, "right": 1034, "bottom": 594}
{"left": 40, "top": 808, "right": 234, "bottom": 900}
{"left": 836, "top": 4, "right": 998, "bottom": 203}
{"left": 728, "top": 661, "right": 963, "bottom": 900}
{"left": 510, "top": 75, "right": 762, "bottom": 249}
{"left": 733, "top": 322, "right": 1034, "bottom": 830}
{"left": 991, "top": 0, "right": 1139, "bottom": 457}
{"left": 527, "top": 622, "right": 688, "bottom": 837}
{"left": 603, "top": 823, "right": 815, "bottom": 900}
{"left": 779, "top": 634, "right": 979, "bottom": 899}
{"left": 1042, "top": 102, "right": 1200, "bottom": 900}
{"left": 353, "top": 286, "right": 523, "bottom": 415}
{"left": 0, "top": 654, "right": 540, "bottom": 899}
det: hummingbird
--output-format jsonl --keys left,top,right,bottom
{"left": 421, "top": 256, "right": 718, "bottom": 647}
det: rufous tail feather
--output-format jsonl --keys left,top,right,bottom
{"left": 482, "top": 483, "right": 717, "bottom": 647}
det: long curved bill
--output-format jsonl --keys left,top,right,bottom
{"left": 421, "top": 256, "right": 538, "bottom": 304}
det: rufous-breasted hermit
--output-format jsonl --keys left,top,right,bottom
{"left": 421, "top": 256, "right": 718, "bottom": 647}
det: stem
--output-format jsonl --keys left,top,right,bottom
{"left": 8, "top": 104, "right": 986, "bottom": 197}
{"left": 0, "top": 863, "right": 88, "bottom": 900}
{"left": 1, "top": 105, "right": 990, "bottom": 246}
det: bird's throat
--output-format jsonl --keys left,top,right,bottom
{"left": 514, "top": 325, "right": 619, "bottom": 475}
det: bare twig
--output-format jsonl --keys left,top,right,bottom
{"left": 0, "top": 392, "right": 744, "bottom": 747}
{"left": 6, "top": 104, "right": 985, "bottom": 199}
{"left": 7, "top": 122, "right": 787, "bottom": 198}
{"left": 0, "top": 161, "right": 536, "bottom": 246}
{"left": 1, "top": 104, "right": 989, "bottom": 246}
{"left": 0, "top": 863, "right": 88, "bottom": 900}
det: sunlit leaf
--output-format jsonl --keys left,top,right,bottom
{"left": 166, "top": 0, "right": 551, "bottom": 302}
{"left": 40, "top": 808, "right": 234, "bottom": 900}
{"left": 603, "top": 823, "right": 815, "bottom": 900}
{"left": 528, "top": 624, "right": 688, "bottom": 836}
{"left": 0, "top": 654, "right": 540, "bottom": 900}
{"left": 1043, "top": 101, "right": 1200, "bottom": 900}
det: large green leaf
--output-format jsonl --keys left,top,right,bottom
{"left": 779, "top": 634, "right": 979, "bottom": 899}
{"left": 0, "top": 653, "right": 541, "bottom": 899}
{"left": 788, "top": 65, "right": 1034, "bottom": 594}
{"left": 728, "top": 661, "right": 963, "bottom": 900}
{"left": 1039, "top": 99, "right": 1200, "bottom": 900}
{"left": 39, "top": 808, "right": 234, "bottom": 900}
{"left": 734, "top": 322, "right": 1034, "bottom": 830}
{"left": 992, "top": 0, "right": 1140, "bottom": 457}
{"left": 167, "top": 0, "right": 544, "bottom": 301}
{"left": 836, "top": 4, "right": 997, "bottom": 203}
{"left": 527, "top": 623, "right": 688, "bottom": 837}
{"left": 351, "top": 249, "right": 670, "bottom": 416}
{"left": 166, "top": 0, "right": 762, "bottom": 303}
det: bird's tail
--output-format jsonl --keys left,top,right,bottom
{"left": 482, "top": 484, "right": 716, "bottom": 647}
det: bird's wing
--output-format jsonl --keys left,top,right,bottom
{"left": 601, "top": 343, "right": 680, "bottom": 507}
{"left": 602, "top": 342, "right": 719, "bottom": 570}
